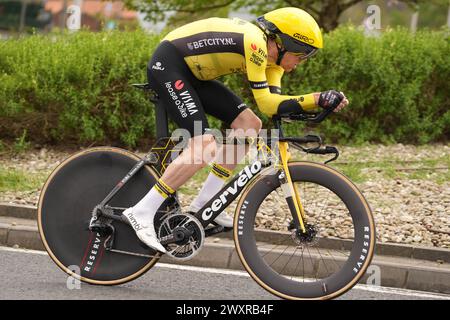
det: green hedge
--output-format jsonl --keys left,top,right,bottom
{"left": 0, "top": 30, "right": 159, "bottom": 147}
{"left": 0, "top": 27, "right": 449, "bottom": 147}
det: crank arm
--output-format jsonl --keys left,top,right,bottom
{"left": 205, "top": 225, "right": 232, "bottom": 237}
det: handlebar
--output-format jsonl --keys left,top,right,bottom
{"left": 309, "top": 106, "right": 336, "bottom": 123}
{"left": 274, "top": 102, "right": 339, "bottom": 124}
{"left": 286, "top": 137, "right": 340, "bottom": 164}
{"left": 281, "top": 134, "right": 322, "bottom": 144}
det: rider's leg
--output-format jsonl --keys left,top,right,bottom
{"left": 134, "top": 134, "right": 216, "bottom": 210}
{"left": 217, "top": 108, "right": 263, "bottom": 172}
{"left": 123, "top": 134, "right": 215, "bottom": 253}
{"left": 129, "top": 133, "right": 215, "bottom": 224}
{"left": 189, "top": 109, "right": 262, "bottom": 221}
{"left": 124, "top": 40, "right": 215, "bottom": 252}
{"left": 159, "top": 133, "right": 216, "bottom": 188}
{"left": 184, "top": 80, "right": 263, "bottom": 227}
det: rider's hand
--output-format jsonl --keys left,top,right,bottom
{"left": 335, "top": 91, "right": 349, "bottom": 112}
{"left": 318, "top": 90, "right": 349, "bottom": 113}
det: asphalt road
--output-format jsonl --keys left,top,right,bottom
{"left": 0, "top": 246, "right": 448, "bottom": 301}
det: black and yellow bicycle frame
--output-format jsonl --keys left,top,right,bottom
{"left": 188, "top": 134, "right": 310, "bottom": 233}
{"left": 278, "top": 141, "right": 307, "bottom": 233}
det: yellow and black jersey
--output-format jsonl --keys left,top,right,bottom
{"left": 162, "top": 17, "right": 317, "bottom": 116}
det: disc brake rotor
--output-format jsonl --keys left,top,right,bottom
{"left": 290, "top": 223, "right": 320, "bottom": 247}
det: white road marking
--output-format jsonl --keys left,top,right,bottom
{"left": 156, "top": 263, "right": 449, "bottom": 300}
{"left": 352, "top": 283, "right": 449, "bottom": 300}
{"left": 1, "top": 246, "right": 449, "bottom": 300}
{"left": 155, "top": 262, "right": 251, "bottom": 278}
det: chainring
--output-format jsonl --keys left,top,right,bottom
{"left": 158, "top": 213, "right": 205, "bottom": 261}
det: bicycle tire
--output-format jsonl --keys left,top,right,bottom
{"left": 233, "top": 161, "right": 376, "bottom": 300}
{"left": 38, "top": 147, "right": 162, "bottom": 285}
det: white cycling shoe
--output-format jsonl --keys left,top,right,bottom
{"left": 122, "top": 208, "right": 166, "bottom": 253}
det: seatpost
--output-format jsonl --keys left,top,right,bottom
{"left": 154, "top": 98, "right": 169, "bottom": 140}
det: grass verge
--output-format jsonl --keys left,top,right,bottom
{"left": 0, "top": 167, "right": 48, "bottom": 192}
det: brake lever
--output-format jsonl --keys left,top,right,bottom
{"left": 301, "top": 146, "right": 340, "bottom": 164}
{"left": 291, "top": 140, "right": 321, "bottom": 153}
{"left": 324, "top": 146, "right": 339, "bottom": 164}
{"left": 304, "top": 134, "right": 323, "bottom": 144}
{"left": 304, "top": 145, "right": 321, "bottom": 153}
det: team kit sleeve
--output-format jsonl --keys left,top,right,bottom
{"left": 244, "top": 36, "right": 318, "bottom": 117}
{"left": 265, "top": 65, "right": 284, "bottom": 94}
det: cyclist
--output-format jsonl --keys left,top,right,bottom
{"left": 123, "top": 7, "right": 349, "bottom": 252}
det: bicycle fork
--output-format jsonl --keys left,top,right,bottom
{"left": 278, "top": 142, "right": 307, "bottom": 233}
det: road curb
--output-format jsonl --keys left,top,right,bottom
{"left": 2, "top": 203, "right": 448, "bottom": 263}
{"left": 7, "top": 225, "right": 45, "bottom": 251}
{"left": 0, "top": 204, "right": 36, "bottom": 220}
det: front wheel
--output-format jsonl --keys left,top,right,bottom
{"left": 234, "top": 162, "right": 376, "bottom": 300}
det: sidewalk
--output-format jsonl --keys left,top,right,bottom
{"left": 0, "top": 203, "right": 449, "bottom": 294}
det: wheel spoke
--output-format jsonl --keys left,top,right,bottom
{"left": 279, "top": 245, "right": 299, "bottom": 276}
{"left": 305, "top": 245, "right": 317, "bottom": 281}
{"left": 259, "top": 235, "right": 292, "bottom": 256}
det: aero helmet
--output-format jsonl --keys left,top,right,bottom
{"left": 256, "top": 7, "right": 323, "bottom": 63}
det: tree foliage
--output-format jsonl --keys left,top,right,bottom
{"left": 124, "top": 0, "right": 449, "bottom": 32}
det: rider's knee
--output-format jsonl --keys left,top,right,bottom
{"left": 188, "top": 134, "right": 216, "bottom": 165}
{"left": 251, "top": 117, "right": 263, "bottom": 133}
{"left": 242, "top": 116, "right": 262, "bottom": 136}
{"left": 232, "top": 110, "right": 262, "bottom": 134}
{"left": 192, "top": 133, "right": 215, "bottom": 147}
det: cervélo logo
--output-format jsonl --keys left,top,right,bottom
{"left": 202, "top": 161, "right": 262, "bottom": 221}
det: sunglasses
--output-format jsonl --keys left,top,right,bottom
{"left": 291, "top": 49, "right": 318, "bottom": 59}
{"left": 276, "top": 34, "right": 319, "bottom": 59}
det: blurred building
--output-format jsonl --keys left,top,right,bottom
{"left": 44, "top": 0, "right": 138, "bottom": 31}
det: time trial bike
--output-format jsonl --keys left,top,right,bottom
{"left": 38, "top": 83, "right": 376, "bottom": 300}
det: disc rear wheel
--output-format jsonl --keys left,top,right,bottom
{"left": 38, "top": 147, "right": 163, "bottom": 285}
